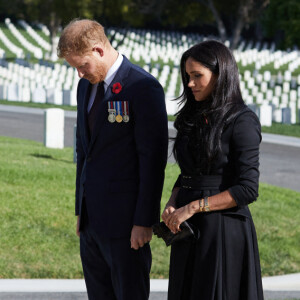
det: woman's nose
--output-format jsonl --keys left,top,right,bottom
{"left": 188, "top": 80, "right": 195, "bottom": 87}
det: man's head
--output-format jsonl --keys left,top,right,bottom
{"left": 57, "top": 19, "right": 109, "bottom": 58}
{"left": 57, "top": 19, "right": 114, "bottom": 84}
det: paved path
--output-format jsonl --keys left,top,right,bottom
{"left": 0, "top": 276, "right": 300, "bottom": 299}
{"left": 1, "top": 104, "right": 300, "bottom": 193}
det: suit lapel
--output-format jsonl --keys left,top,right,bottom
{"left": 83, "top": 83, "right": 92, "bottom": 146}
{"left": 88, "top": 57, "right": 132, "bottom": 151}
{"left": 77, "top": 79, "right": 92, "bottom": 152}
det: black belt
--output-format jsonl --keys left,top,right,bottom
{"left": 180, "top": 175, "right": 224, "bottom": 190}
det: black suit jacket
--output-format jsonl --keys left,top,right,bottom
{"left": 75, "top": 56, "right": 168, "bottom": 238}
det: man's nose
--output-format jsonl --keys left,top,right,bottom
{"left": 77, "top": 69, "right": 84, "bottom": 78}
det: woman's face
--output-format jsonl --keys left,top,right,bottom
{"left": 185, "top": 57, "right": 217, "bottom": 101}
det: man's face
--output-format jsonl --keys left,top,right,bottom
{"left": 65, "top": 50, "right": 107, "bottom": 84}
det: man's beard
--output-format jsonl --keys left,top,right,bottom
{"left": 85, "top": 62, "right": 106, "bottom": 84}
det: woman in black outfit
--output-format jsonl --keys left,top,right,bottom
{"left": 162, "top": 40, "right": 264, "bottom": 300}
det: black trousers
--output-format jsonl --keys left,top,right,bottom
{"left": 80, "top": 220, "right": 151, "bottom": 300}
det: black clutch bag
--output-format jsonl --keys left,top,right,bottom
{"left": 152, "top": 221, "right": 200, "bottom": 247}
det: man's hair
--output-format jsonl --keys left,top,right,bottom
{"left": 57, "top": 19, "right": 109, "bottom": 58}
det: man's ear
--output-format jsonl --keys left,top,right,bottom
{"left": 92, "top": 46, "right": 104, "bottom": 57}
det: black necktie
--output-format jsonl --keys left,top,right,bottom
{"left": 88, "top": 82, "right": 105, "bottom": 136}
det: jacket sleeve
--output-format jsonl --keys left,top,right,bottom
{"left": 131, "top": 78, "right": 169, "bottom": 226}
{"left": 173, "top": 174, "right": 182, "bottom": 190}
{"left": 228, "top": 110, "right": 262, "bottom": 207}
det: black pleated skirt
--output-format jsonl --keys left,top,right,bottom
{"left": 167, "top": 183, "right": 264, "bottom": 300}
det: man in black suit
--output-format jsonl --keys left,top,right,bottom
{"left": 57, "top": 19, "right": 168, "bottom": 300}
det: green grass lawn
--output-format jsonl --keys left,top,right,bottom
{"left": 0, "top": 100, "right": 77, "bottom": 112}
{"left": 0, "top": 136, "right": 299, "bottom": 279}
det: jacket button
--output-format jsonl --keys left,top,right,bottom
{"left": 87, "top": 157, "right": 92, "bottom": 162}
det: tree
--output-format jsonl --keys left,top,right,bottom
{"left": 20, "top": 0, "right": 102, "bottom": 57}
{"left": 262, "top": 0, "right": 300, "bottom": 49}
{"left": 196, "top": 0, "right": 270, "bottom": 49}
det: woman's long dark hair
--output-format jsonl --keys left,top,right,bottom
{"left": 173, "top": 40, "right": 246, "bottom": 173}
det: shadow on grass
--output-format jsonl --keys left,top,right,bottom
{"left": 30, "top": 153, "right": 74, "bottom": 164}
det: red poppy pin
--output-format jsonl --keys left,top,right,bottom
{"left": 112, "top": 82, "right": 122, "bottom": 94}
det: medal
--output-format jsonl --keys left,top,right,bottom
{"left": 116, "top": 101, "right": 123, "bottom": 123}
{"left": 108, "top": 113, "right": 116, "bottom": 123}
{"left": 123, "top": 101, "right": 129, "bottom": 122}
{"left": 107, "top": 102, "right": 116, "bottom": 123}
{"left": 123, "top": 115, "right": 129, "bottom": 122}
{"left": 116, "top": 114, "right": 123, "bottom": 122}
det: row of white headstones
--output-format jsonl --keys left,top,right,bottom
{"left": 0, "top": 21, "right": 299, "bottom": 126}
{"left": 0, "top": 59, "right": 299, "bottom": 125}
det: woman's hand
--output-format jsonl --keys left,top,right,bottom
{"left": 165, "top": 204, "right": 196, "bottom": 233}
{"left": 162, "top": 204, "right": 176, "bottom": 224}
{"left": 161, "top": 187, "right": 180, "bottom": 232}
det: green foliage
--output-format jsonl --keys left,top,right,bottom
{"left": 262, "top": 0, "right": 300, "bottom": 49}
{"left": 0, "top": 0, "right": 299, "bottom": 48}
{"left": 160, "top": 0, "right": 212, "bottom": 28}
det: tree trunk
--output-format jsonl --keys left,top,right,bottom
{"left": 207, "top": 0, "right": 227, "bottom": 42}
{"left": 231, "top": 13, "right": 245, "bottom": 49}
{"left": 49, "top": 12, "right": 61, "bottom": 60}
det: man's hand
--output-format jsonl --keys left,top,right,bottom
{"left": 130, "top": 225, "right": 152, "bottom": 250}
{"left": 76, "top": 216, "right": 80, "bottom": 237}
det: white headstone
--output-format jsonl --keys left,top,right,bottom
{"left": 244, "top": 70, "right": 251, "bottom": 81}
{"left": 273, "top": 108, "right": 282, "bottom": 123}
{"left": 7, "top": 83, "right": 19, "bottom": 101}
{"left": 261, "top": 82, "right": 268, "bottom": 93}
{"left": 44, "top": 108, "right": 64, "bottom": 149}
{"left": 256, "top": 93, "right": 264, "bottom": 104}
{"left": 240, "top": 81, "right": 245, "bottom": 91}
{"left": 275, "top": 86, "right": 282, "bottom": 97}
{"left": 252, "top": 85, "right": 258, "bottom": 96}
{"left": 21, "top": 86, "right": 31, "bottom": 102}
{"left": 165, "top": 96, "right": 178, "bottom": 115}
{"left": 246, "top": 95, "right": 253, "bottom": 104}
{"left": 290, "top": 90, "right": 297, "bottom": 102}
{"left": 32, "top": 87, "right": 46, "bottom": 103}
{"left": 266, "top": 90, "right": 273, "bottom": 101}
{"left": 256, "top": 74, "right": 263, "bottom": 84}
{"left": 283, "top": 82, "right": 290, "bottom": 93}
{"left": 263, "top": 71, "right": 271, "bottom": 81}
{"left": 46, "top": 88, "right": 63, "bottom": 105}
{"left": 284, "top": 70, "right": 292, "bottom": 82}
{"left": 259, "top": 104, "right": 272, "bottom": 126}
{"left": 272, "top": 96, "right": 279, "bottom": 107}
{"left": 281, "top": 94, "right": 289, "bottom": 105}
{"left": 247, "top": 78, "right": 255, "bottom": 89}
